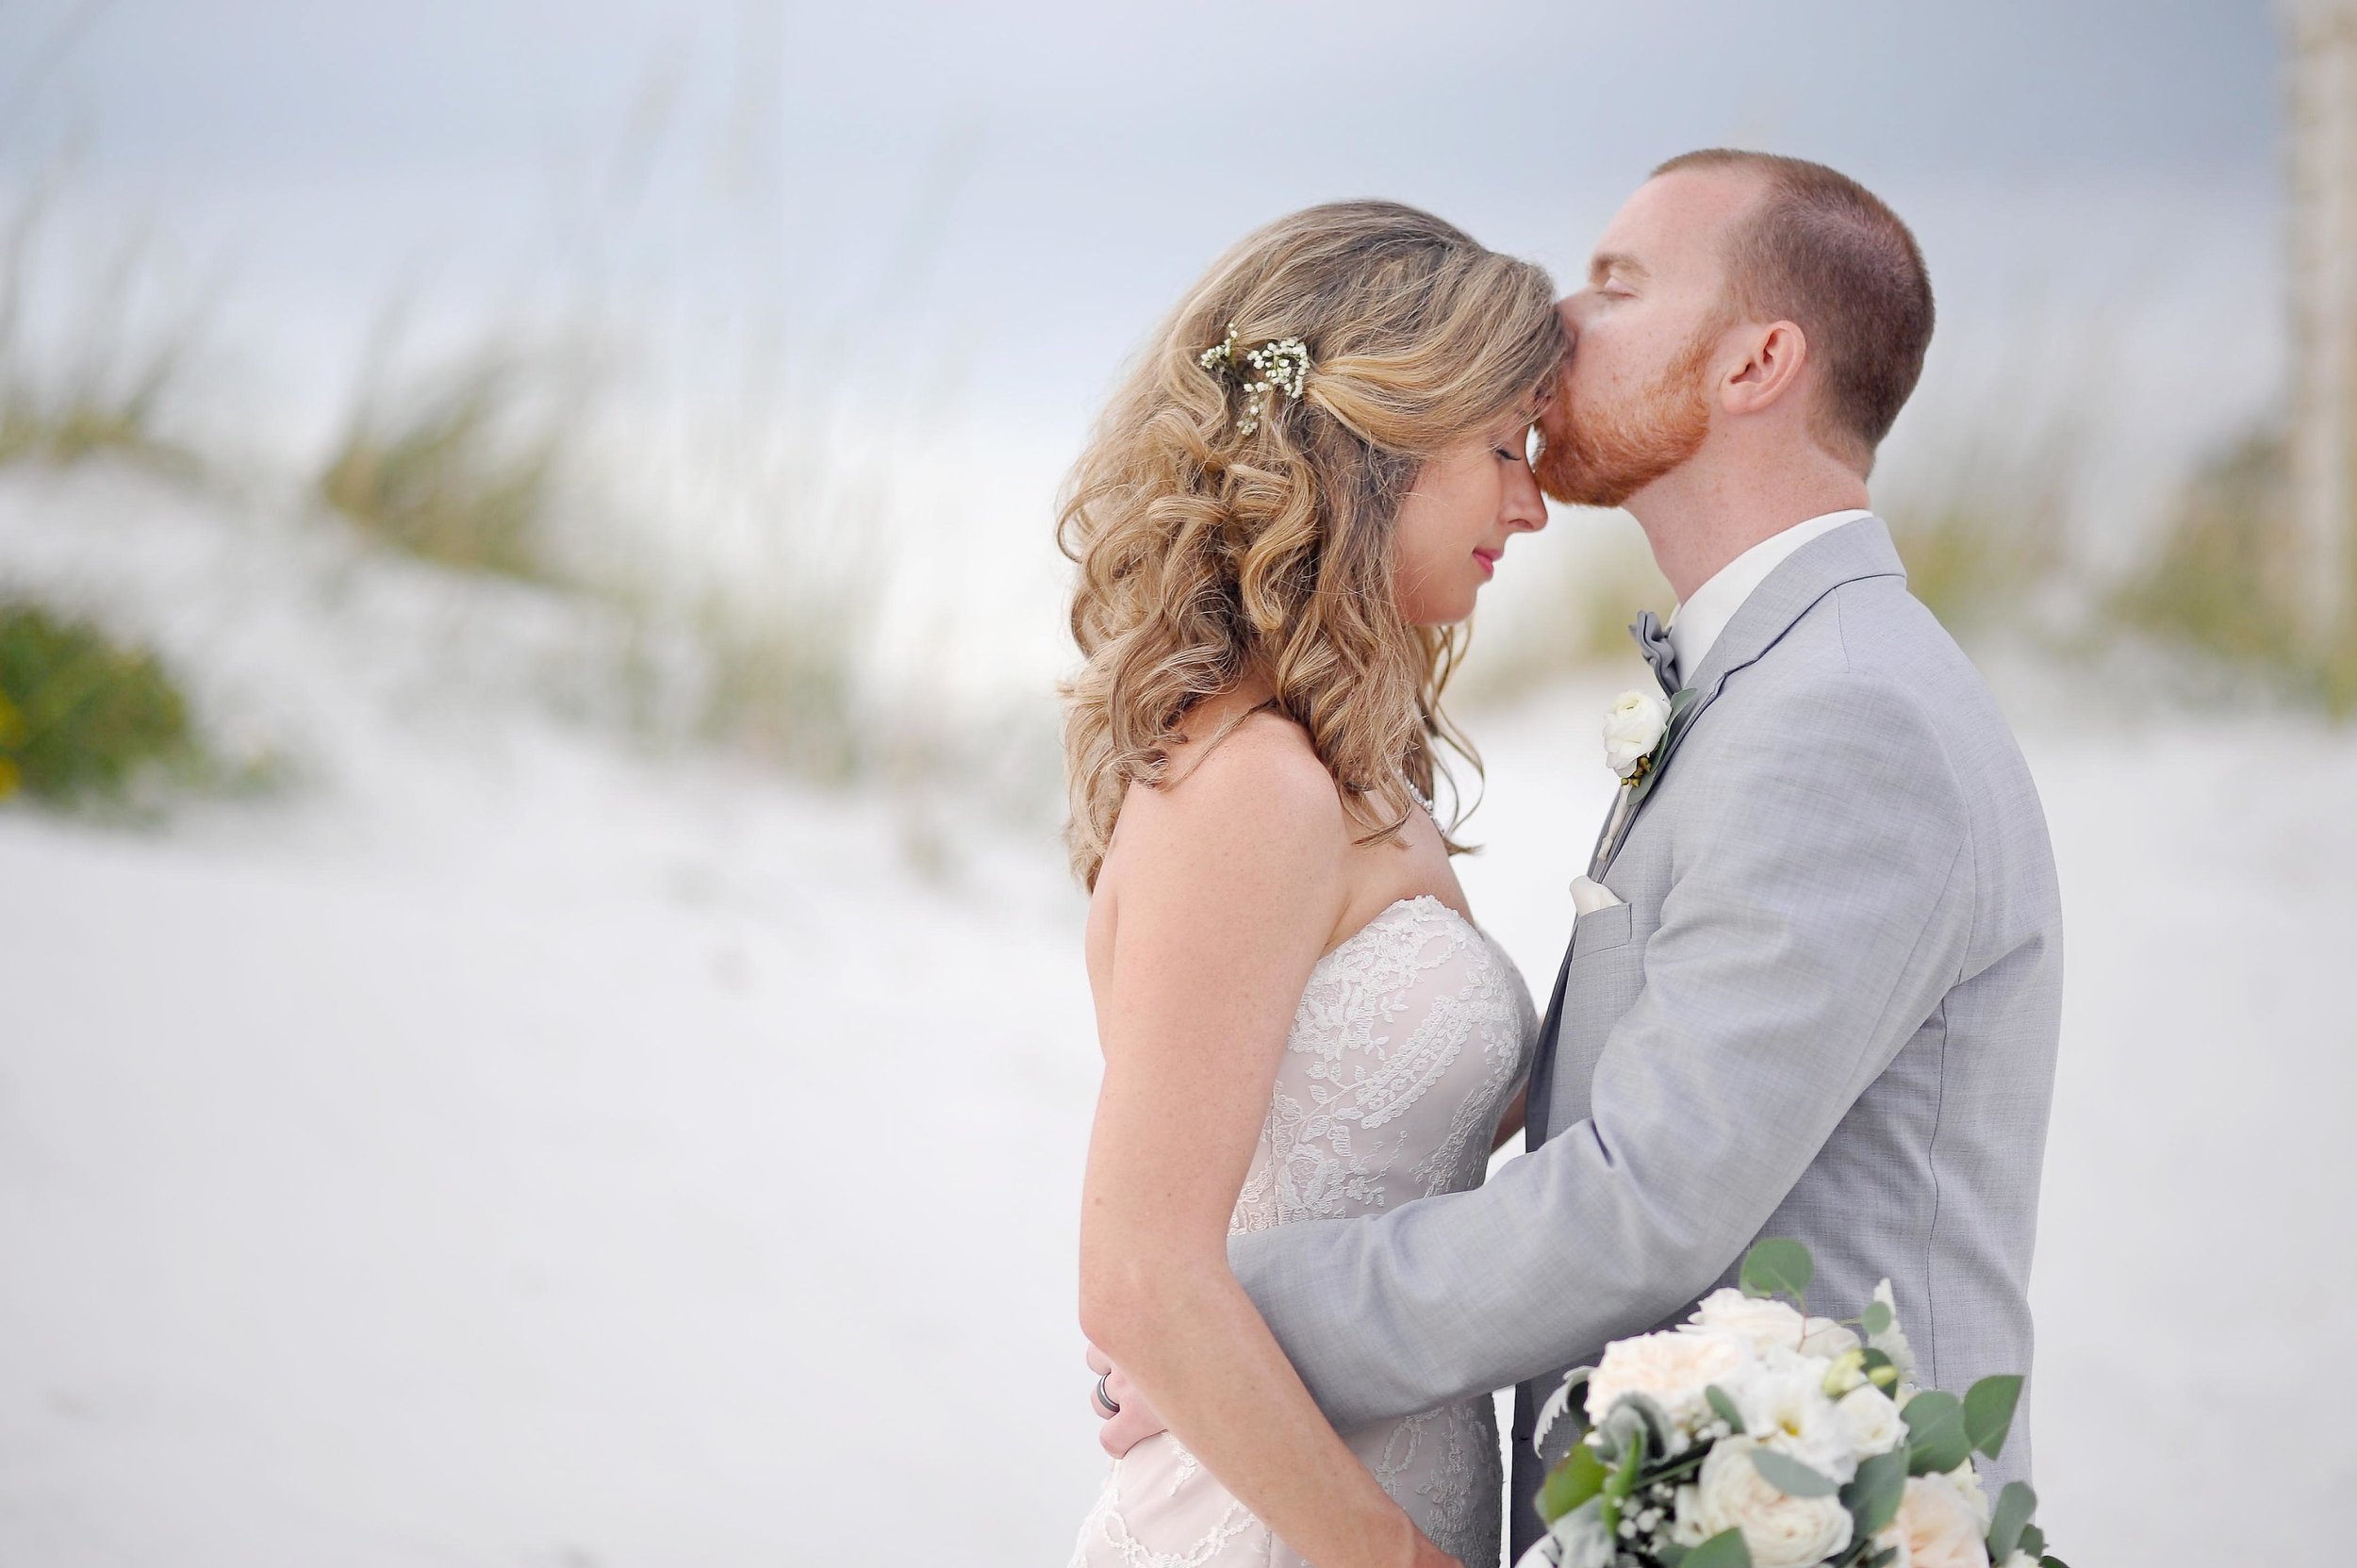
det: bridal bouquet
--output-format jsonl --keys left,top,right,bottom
{"left": 1517, "top": 1241, "right": 2065, "bottom": 1568}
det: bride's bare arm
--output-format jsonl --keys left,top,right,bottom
{"left": 1078, "top": 727, "right": 1452, "bottom": 1568}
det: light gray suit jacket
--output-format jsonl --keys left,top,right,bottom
{"left": 1229, "top": 517, "right": 2062, "bottom": 1557}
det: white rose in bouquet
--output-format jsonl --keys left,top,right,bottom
{"left": 1521, "top": 1242, "right": 2056, "bottom": 1568}
{"left": 1800, "top": 1315, "right": 1863, "bottom": 1360}
{"left": 1678, "top": 1436, "right": 1854, "bottom": 1568}
{"left": 1688, "top": 1288, "right": 1807, "bottom": 1356}
{"left": 1732, "top": 1354, "right": 1859, "bottom": 1482}
{"left": 1689, "top": 1287, "right": 1861, "bottom": 1362}
{"left": 1585, "top": 1328, "right": 1749, "bottom": 1436}
{"left": 1833, "top": 1382, "right": 1906, "bottom": 1457}
{"left": 1944, "top": 1461, "right": 1990, "bottom": 1524}
{"left": 1603, "top": 689, "right": 1673, "bottom": 779}
{"left": 1880, "top": 1469, "right": 1994, "bottom": 1568}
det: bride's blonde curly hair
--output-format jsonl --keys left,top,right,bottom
{"left": 1059, "top": 200, "right": 1565, "bottom": 889}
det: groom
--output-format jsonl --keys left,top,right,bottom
{"left": 1094, "top": 150, "right": 2063, "bottom": 1560}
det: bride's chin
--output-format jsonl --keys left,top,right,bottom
{"left": 1405, "top": 598, "right": 1477, "bottom": 630}
{"left": 1395, "top": 577, "right": 1483, "bottom": 627}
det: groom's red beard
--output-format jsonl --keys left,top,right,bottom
{"left": 1535, "top": 324, "right": 1717, "bottom": 509}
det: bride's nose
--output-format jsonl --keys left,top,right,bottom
{"left": 1502, "top": 460, "right": 1546, "bottom": 533}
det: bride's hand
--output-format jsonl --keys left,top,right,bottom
{"left": 1084, "top": 1342, "right": 1169, "bottom": 1458}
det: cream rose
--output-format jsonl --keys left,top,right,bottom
{"left": 1679, "top": 1436, "right": 1854, "bottom": 1568}
{"left": 1603, "top": 689, "right": 1672, "bottom": 778}
{"left": 1801, "top": 1315, "right": 1863, "bottom": 1360}
{"left": 1689, "top": 1288, "right": 1810, "bottom": 1357}
{"left": 1946, "top": 1462, "right": 1990, "bottom": 1524}
{"left": 1880, "top": 1470, "right": 1994, "bottom": 1568}
{"left": 1834, "top": 1383, "right": 1906, "bottom": 1456}
{"left": 1586, "top": 1327, "right": 1749, "bottom": 1433}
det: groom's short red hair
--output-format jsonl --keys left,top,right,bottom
{"left": 1654, "top": 149, "right": 1933, "bottom": 475}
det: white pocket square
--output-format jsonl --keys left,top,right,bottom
{"left": 1569, "top": 875, "right": 1625, "bottom": 916}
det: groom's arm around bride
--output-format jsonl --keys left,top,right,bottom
{"left": 1231, "top": 515, "right": 2060, "bottom": 1531}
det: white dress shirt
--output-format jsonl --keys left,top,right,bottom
{"left": 1665, "top": 509, "right": 1874, "bottom": 683}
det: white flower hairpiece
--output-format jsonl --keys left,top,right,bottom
{"left": 1198, "top": 322, "right": 1311, "bottom": 435}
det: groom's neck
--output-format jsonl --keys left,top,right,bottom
{"left": 1627, "top": 445, "right": 1871, "bottom": 602}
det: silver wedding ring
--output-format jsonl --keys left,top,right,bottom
{"left": 1095, "top": 1373, "right": 1121, "bottom": 1416}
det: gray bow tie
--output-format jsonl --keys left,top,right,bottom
{"left": 1631, "top": 609, "right": 1679, "bottom": 697}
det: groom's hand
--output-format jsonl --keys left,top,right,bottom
{"left": 1084, "top": 1346, "right": 1457, "bottom": 1568}
{"left": 1083, "top": 1343, "right": 1168, "bottom": 1457}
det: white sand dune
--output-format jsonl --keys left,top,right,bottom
{"left": 2, "top": 469, "right": 2349, "bottom": 1565}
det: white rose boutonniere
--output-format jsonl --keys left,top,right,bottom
{"left": 1586, "top": 684, "right": 1703, "bottom": 882}
{"left": 1602, "top": 685, "right": 1700, "bottom": 800}
{"left": 1603, "top": 689, "right": 1673, "bottom": 779}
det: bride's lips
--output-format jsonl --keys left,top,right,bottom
{"left": 1473, "top": 547, "right": 1501, "bottom": 577}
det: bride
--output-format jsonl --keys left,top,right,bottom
{"left": 1059, "top": 202, "right": 1567, "bottom": 1568}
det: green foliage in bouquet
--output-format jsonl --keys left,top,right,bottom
{"left": 1738, "top": 1236, "right": 1815, "bottom": 1311}
{"left": 1526, "top": 1239, "right": 2067, "bottom": 1568}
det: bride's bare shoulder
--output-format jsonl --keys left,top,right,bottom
{"left": 1103, "top": 704, "right": 1346, "bottom": 884}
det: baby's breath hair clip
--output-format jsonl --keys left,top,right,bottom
{"left": 1197, "top": 322, "right": 1311, "bottom": 436}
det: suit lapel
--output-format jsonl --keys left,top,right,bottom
{"left": 1524, "top": 941, "right": 1575, "bottom": 1145}
{"left": 1590, "top": 517, "right": 1907, "bottom": 879}
{"left": 1526, "top": 518, "right": 1911, "bottom": 1147}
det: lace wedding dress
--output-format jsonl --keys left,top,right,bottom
{"left": 1067, "top": 895, "right": 1538, "bottom": 1568}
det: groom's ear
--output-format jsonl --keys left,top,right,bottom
{"left": 1720, "top": 320, "right": 1810, "bottom": 417}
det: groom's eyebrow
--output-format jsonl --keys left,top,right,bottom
{"left": 1590, "top": 252, "right": 1647, "bottom": 284}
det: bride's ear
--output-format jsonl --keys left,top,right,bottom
{"left": 1721, "top": 321, "right": 1809, "bottom": 416}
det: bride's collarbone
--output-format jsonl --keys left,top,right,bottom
{"left": 1325, "top": 825, "right": 1471, "bottom": 956}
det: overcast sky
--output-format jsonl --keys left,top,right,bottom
{"left": 0, "top": 1, "right": 2292, "bottom": 684}
{"left": 25, "top": 2, "right": 2277, "bottom": 188}
{"left": 5, "top": 0, "right": 2281, "bottom": 389}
